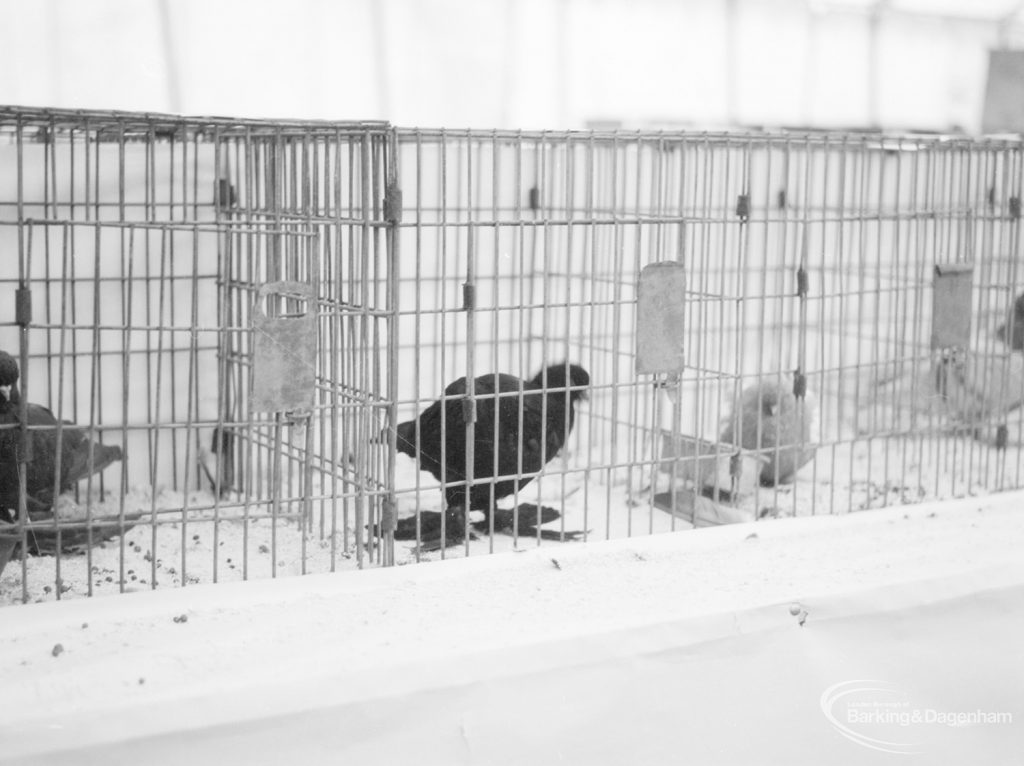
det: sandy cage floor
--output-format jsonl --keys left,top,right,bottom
{"left": 3, "top": 426, "right": 1022, "bottom": 606}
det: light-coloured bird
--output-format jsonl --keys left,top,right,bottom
{"left": 933, "top": 338, "right": 1024, "bottom": 422}
{"left": 719, "top": 373, "right": 816, "bottom": 486}
{"left": 995, "top": 292, "right": 1024, "bottom": 350}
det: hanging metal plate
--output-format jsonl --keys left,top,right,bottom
{"left": 251, "top": 281, "right": 317, "bottom": 412}
{"left": 932, "top": 262, "right": 973, "bottom": 350}
{"left": 636, "top": 261, "right": 687, "bottom": 374}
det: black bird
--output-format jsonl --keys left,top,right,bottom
{"left": 995, "top": 292, "right": 1024, "bottom": 350}
{"left": 198, "top": 425, "right": 235, "bottom": 497}
{"left": 0, "top": 350, "right": 123, "bottom": 520}
{"left": 387, "top": 362, "right": 590, "bottom": 549}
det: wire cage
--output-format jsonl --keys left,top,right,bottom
{"left": 0, "top": 107, "right": 395, "bottom": 603}
{"left": 2, "top": 106, "right": 1023, "bottom": 605}
{"left": 387, "top": 127, "right": 1024, "bottom": 542}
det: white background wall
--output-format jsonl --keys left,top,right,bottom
{"left": 1, "top": 0, "right": 1022, "bottom": 132}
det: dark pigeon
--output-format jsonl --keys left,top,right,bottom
{"left": 385, "top": 362, "right": 590, "bottom": 550}
{"left": 198, "top": 425, "right": 235, "bottom": 497}
{"left": 0, "top": 350, "right": 123, "bottom": 520}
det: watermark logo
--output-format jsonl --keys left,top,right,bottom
{"left": 820, "top": 680, "right": 921, "bottom": 755}
{"left": 820, "top": 680, "right": 1013, "bottom": 755}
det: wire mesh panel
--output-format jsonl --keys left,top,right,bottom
{"left": 384, "top": 128, "right": 1024, "bottom": 560}
{"left": 2, "top": 108, "right": 1023, "bottom": 603}
{"left": 0, "top": 107, "right": 394, "bottom": 603}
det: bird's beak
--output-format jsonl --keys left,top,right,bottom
{"left": 0, "top": 385, "right": 10, "bottom": 402}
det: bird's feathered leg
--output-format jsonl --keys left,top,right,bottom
{"left": 387, "top": 503, "right": 479, "bottom": 551}
{"left": 411, "top": 505, "right": 476, "bottom": 552}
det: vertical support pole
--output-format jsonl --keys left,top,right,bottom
{"left": 462, "top": 131, "right": 477, "bottom": 556}
{"left": 12, "top": 115, "right": 31, "bottom": 601}
{"left": 381, "top": 126, "right": 402, "bottom": 567}
{"left": 354, "top": 130, "right": 373, "bottom": 568}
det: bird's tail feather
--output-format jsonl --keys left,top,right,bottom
{"left": 62, "top": 443, "right": 123, "bottom": 487}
